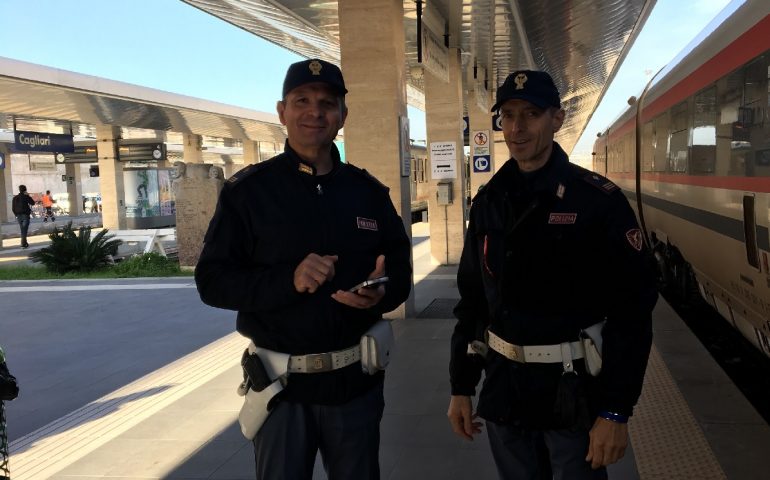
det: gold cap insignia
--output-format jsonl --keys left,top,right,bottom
{"left": 309, "top": 60, "right": 322, "bottom": 76}
{"left": 514, "top": 73, "right": 528, "bottom": 90}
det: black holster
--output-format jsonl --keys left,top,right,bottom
{"left": 240, "top": 348, "right": 273, "bottom": 393}
{"left": 0, "top": 362, "right": 18, "bottom": 402}
{"left": 553, "top": 372, "right": 591, "bottom": 430}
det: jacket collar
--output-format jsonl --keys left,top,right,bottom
{"left": 486, "top": 142, "right": 570, "bottom": 200}
{"left": 282, "top": 139, "right": 342, "bottom": 177}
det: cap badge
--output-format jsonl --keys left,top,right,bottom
{"left": 309, "top": 60, "right": 322, "bottom": 76}
{"left": 514, "top": 73, "right": 528, "bottom": 90}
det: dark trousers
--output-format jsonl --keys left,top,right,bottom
{"left": 15, "top": 214, "right": 30, "bottom": 247}
{"left": 487, "top": 421, "right": 608, "bottom": 480}
{"left": 253, "top": 383, "right": 384, "bottom": 480}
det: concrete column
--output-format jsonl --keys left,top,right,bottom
{"left": 0, "top": 143, "right": 11, "bottom": 224}
{"left": 96, "top": 125, "right": 126, "bottom": 230}
{"left": 65, "top": 163, "right": 83, "bottom": 216}
{"left": 425, "top": 48, "right": 466, "bottom": 265}
{"left": 468, "top": 88, "right": 495, "bottom": 196}
{"left": 243, "top": 140, "right": 259, "bottom": 165}
{"left": 184, "top": 134, "right": 203, "bottom": 163}
{"left": 338, "top": 0, "right": 414, "bottom": 318}
{"left": 223, "top": 161, "right": 236, "bottom": 179}
{"left": 494, "top": 131, "right": 510, "bottom": 171}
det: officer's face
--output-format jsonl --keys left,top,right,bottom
{"left": 278, "top": 83, "right": 347, "bottom": 160}
{"left": 499, "top": 99, "right": 564, "bottom": 172}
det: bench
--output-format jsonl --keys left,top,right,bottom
{"left": 109, "top": 228, "right": 176, "bottom": 258}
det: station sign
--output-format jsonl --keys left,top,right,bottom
{"left": 117, "top": 143, "right": 166, "bottom": 162}
{"left": 472, "top": 130, "right": 490, "bottom": 156}
{"left": 59, "top": 145, "right": 98, "bottom": 164}
{"left": 430, "top": 141, "right": 457, "bottom": 180}
{"left": 14, "top": 130, "right": 74, "bottom": 153}
{"left": 492, "top": 114, "right": 503, "bottom": 132}
{"left": 473, "top": 155, "right": 491, "bottom": 173}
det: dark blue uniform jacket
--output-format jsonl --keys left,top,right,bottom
{"left": 196, "top": 143, "right": 412, "bottom": 405}
{"left": 450, "top": 142, "right": 657, "bottom": 428}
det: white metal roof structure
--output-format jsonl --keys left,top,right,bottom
{"left": 0, "top": 56, "right": 286, "bottom": 147}
{"left": 180, "top": 0, "right": 656, "bottom": 152}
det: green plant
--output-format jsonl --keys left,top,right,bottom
{"left": 29, "top": 222, "right": 122, "bottom": 274}
{"left": 111, "top": 252, "right": 182, "bottom": 277}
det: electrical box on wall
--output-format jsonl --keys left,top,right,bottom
{"left": 437, "top": 181, "right": 453, "bottom": 205}
{"left": 89, "top": 165, "right": 100, "bottom": 177}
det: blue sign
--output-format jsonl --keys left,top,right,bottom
{"left": 492, "top": 114, "right": 503, "bottom": 132}
{"left": 14, "top": 130, "right": 74, "bottom": 153}
{"left": 473, "top": 155, "right": 491, "bottom": 172}
{"left": 0, "top": 152, "right": 5, "bottom": 169}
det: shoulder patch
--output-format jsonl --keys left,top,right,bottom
{"left": 346, "top": 163, "right": 389, "bottom": 191}
{"left": 581, "top": 172, "right": 619, "bottom": 195}
{"left": 226, "top": 159, "right": 275, "bottom": 186}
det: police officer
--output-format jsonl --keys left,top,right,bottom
{"left": 447, "top": 70, "right": 658, "bottom": 479}
{"left": 195, "top": 59, "right": 412, "bottom": 480}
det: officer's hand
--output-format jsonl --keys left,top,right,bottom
{"left": 447, "top": 395, "right": 483, "bottom": 441}
{"left": 586, "top": 417, "right": 628, "bottom": 469}
{"left": 331, "top": 255, "right": 386, "bottom": 309}
{"left": 294, "top": 254, "right": 338, "bottom": 293}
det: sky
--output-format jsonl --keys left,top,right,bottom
{"left": 0, "top": 0, "right": 733, "bottom": 162}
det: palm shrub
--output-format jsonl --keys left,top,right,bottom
{"left": 111, "top": 252, "right": 182, "bottom": 277}
{"left": 29, "top": 222, "right": 122, "bottom": 274}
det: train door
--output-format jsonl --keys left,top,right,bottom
{"left": 742, "top": 194, "right": 760, "bottom": 270}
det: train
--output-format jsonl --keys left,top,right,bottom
{"left": 592, "top": 0, "right": 770, "bottom": 358}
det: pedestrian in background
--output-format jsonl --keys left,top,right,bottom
{"left": 11, "top": 185, "right": 35, "bottom": 249}
{"left": 447, "top": 70, "right": 658, "bottom": 479}
{"left": 41, "top": 190, "right": 55, "bottom": 222}
{"left": 196, "top": 58, "right": 412, "bottom": 480}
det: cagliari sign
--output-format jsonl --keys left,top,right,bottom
{"left": 14, "top": 130, "right": 74, "bottom": 153}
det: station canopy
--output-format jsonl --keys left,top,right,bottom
{"left": 181, "top": 0, "right": 656, "bottom": 152}
{"left": 0, "top": 56, "right": 288, "bottom": 155}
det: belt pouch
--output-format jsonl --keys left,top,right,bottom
{"left": 238, "top": 343, "right": 290, "bottom": 440}
{"left": 360, "top": 319, "right": 395, "bottom": 375}
{"left": 580, "top": 321, "right": 605, "bottom": 376}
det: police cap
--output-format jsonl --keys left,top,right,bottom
{"left": 282, "top": 59, "right": 348, "bottom": 98}
{"left": 491, "top": 70, "right": 561, "bottom": 112}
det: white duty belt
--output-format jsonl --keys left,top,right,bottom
{"left": 287, "top": 345, "right": 361, "bottom": 373}
{"left": 487, "top": 330, "right": 584, "bottom": 371}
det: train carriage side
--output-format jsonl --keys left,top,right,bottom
{"left": 593, "top": 0, "right": 770, "bottom": 357}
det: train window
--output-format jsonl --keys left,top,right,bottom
{"left": 653, "top": 114, "right": 668, "bottom": 172}
{"left": 718, "top": 69, "right": 747, "bottom": 175}
{"left": 642, "top": 122, "right": 653, "bottom": 172}
{"left": 742, "top": 195, "right": 760, "bottom": 269}
{"left": 691, "top": 86, "right": 717, "bottom": 175}
{"left": 668, "top": 101, "right": 689, "bottom": 173}
{"left": 743, "top": 55, "right": 770, "bottom": 177}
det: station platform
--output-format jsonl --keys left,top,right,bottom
{"left": 2, "top": 222, "right": 770, "bottom": 479}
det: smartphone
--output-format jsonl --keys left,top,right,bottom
{"left": 348, "top": 276, "right": 389, "bottom": 292}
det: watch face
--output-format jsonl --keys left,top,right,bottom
{"left": 152, "top": 148, "right": 162, "bottom": 159}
